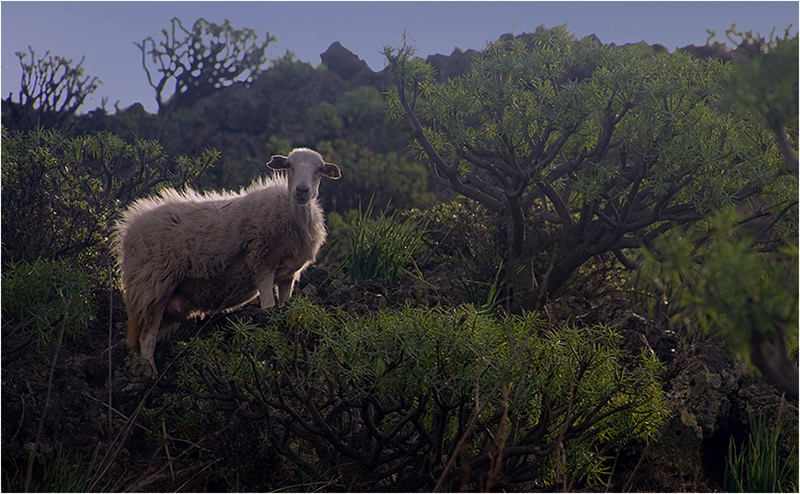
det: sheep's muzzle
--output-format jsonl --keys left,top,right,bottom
{"left": 293, "top": 185, "right": 312, "bottom": 204}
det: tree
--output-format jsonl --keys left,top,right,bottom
{"left": 136, "top": 17, "right": 275, "bottom": 113}
{"left": 641, "top": 209, "right": 798, "bottom": 401}
{"left": 384, "top": 26, "right": 794, "bottom": 308}
{"left": 314, "top": 139, "right": 435, "bottom": 212}
{"left": 4, "top": 47, "right": 101, "bottom": 128}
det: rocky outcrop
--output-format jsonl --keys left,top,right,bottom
{"left": 425, "top": 47, "right": 478, "bottom": 81}
{"left": 320, "top": 41, "right": 385, "bottom": 87}
{"left": 679, "top": 41, "right": 734, "bottom": 61}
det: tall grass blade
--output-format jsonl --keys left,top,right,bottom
{"left": 343, "top": 197, "right": 428, "bottom": 285}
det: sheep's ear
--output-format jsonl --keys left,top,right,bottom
{"left": 322, "top": 163, "right": 341, "bottom": 179}
{"left": 266, "top": 155, "right": 289, "bottom": 170}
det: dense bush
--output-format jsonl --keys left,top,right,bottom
{"left": 408, "top": 197, "right": 508, "bottom": 298}
{"left": 153, "top": 298, "right": 667, "bottom": 491}
{"left": 721, "top": 27, "right": 798, "bottom": 175}
{"left": 1, "top": 259, "right": 95, "bottom": 362}
{"left": 307, "top": 86, "right": 389, "bottom": 139}
{"left": 641, "top": 207, "right": 798, "bottom": 400}
{"left": 1, "top": 127, "right": 218, "bottom": 270}
{"left": 314, "top": 138, "right": 436, "bottom": 212}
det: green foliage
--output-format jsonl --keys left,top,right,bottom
{"left": 306, "top": 101, "right": 343, "bottom": 130}
{"left": 314, "top": 139, "right": 435, "bottom": 211}
{"left": 721, "top": 25, "right": 798, "bottom": 133}
{"left": 266, "top": 49, "right": 314, "bottom": 77}
{"left": 459, "top": 260, "right": 508, "bottom": 314}
{"left": 643, "top": 208, "right": 797, "bottom": 354}
{"left": 340, "top": 199, "right": 427, "bottom": 284}
{"left": 0, "top": 127, "right": 217, "bottom": 269}
{"left": 168, "top": 298, "right": 667, "bottom": 490}
{"left": 307, "top": 86, "right": 387, "bottom": 134}
{"left": 721, "top": 25, "right": 798, "bottom": 177}
{"left": 385, "top": 24, "right": 793, "bottom": 304}
{"left": 1, "top": 259, "right": 94, "bottom": 358}
{"left": 641, "top": 207, "right": 798, "bottom": 396}
{"left": 725, "top": 404, "right": 798, "bottom": 492}
{"left": 409, "top": 196, "right": 501, "bottom": 263}
{"left": 334, "top": 86, "right": 388, "bottom": 128}
{"left": 407, "top": 196, "right": 508, "bottom": 302}
{"left": 265, "top": 135, "right": 293, "bottom": 156}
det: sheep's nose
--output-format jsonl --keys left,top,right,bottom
{"left": 294, "top": 185, "right": 311, "bottom": 203}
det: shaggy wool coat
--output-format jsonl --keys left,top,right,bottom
{"left": 113, "top": 175, "right": 326, "bottom": 362}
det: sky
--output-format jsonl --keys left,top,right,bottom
{"left": 1, "top": 1, "right": 798, "bottom": 114}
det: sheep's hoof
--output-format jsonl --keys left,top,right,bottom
{"left": 147, "top": 358, "right": 159, "bottom": 379}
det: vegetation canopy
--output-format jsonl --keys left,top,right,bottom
{"left": 167, "top": 298, "right": 667, "bottom": 491}
{"left": 385, "top": 25, "right": 795, "bottom": 308}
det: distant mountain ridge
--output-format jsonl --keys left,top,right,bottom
{"left": 317, "top": 31, "right": 734, "bottom": 89}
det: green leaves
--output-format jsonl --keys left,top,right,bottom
{"left": 640, "top": 207, "right": 798, "bottom": 397}
{"left": 340, "top": 199, "right": 427, "bottom": 285}
{"left": 725, "top": 406, "right": 798, "bottom": 493}
{"left": 312, "top": 139, "right": 434, "bottom": 212}
{"left": 1, "top": 259, "right": 95, "bottom": 355}
{"left": 722, "top": 27, "right": 798, "bottom": 131}
{"left": 175, "top": 298, "right": 667, "bottom": 489}
{"left": 1, "top": 127, "right": 217, "bottom": 268}
{"left": 385, "top": 25, "right": 794, "bottom": 304}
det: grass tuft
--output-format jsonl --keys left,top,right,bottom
{"left": 342, "top": 198, "right": 427, "bottom": 285}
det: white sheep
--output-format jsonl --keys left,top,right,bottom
{"left": 113, "top": 148, "right": 341, "bottom": 376}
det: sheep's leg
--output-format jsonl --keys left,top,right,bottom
{"left": 258, "top": 271, "right": 276, "bottom": 309}
{"left": 139, "top": 319, "right": 161, "bottom": 378}
{"left": 277, "top": 276, "right": 295, "bottom": 305}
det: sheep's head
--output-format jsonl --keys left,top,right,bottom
{"left": 267, "top": 148, "right": 341, "bottom": 205}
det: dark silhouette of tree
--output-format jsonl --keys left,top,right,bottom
{"left": 3, "top": 46, "right": 101, "bottom": 129}
{"left": 136, "top": 17, "right": 276, "bottom": 113}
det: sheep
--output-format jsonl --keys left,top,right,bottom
{"left": 113, "top": 147, "right": 341, "bottom": 377}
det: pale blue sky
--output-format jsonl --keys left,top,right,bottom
{"left": 2, "top": 1, "right": 797, "bottom": 113}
